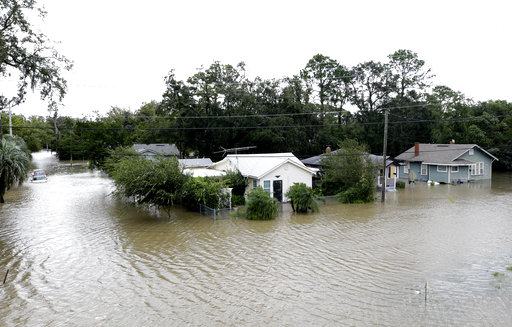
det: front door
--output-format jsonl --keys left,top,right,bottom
{"left": 273, "top": 180, "right": 283, "bottom": 202}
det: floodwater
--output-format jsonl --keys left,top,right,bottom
{"left": 1, "top": 151, "right": 511, "bottom": 326}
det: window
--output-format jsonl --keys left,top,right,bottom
{"left": 421, "top": 164, "right": 427, "bottom": 175}
{"left": 469, "top": 149, "right": 474, "bottom": 155}
{"left": 437, "top": 165, "right": 447, "bottom": 172}
{"left": 252, "top": 180, "right": 258, "bottom": 188}
{"left": 451, "top": 166, "right": 459, "bottom": 173}
{"left": 470, "top": 162, "right": 484, "bottom": 176}
{"left": 404, "top": 162, "right": 409, "bottom": 173}
{"left": 478, "top": 162, "right": 484, "bottom": 175}
{"left": 263, "top": 180, "right": 271, "bottom": 193}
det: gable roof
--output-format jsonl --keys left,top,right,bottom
{"left": 133, "top": 143, "right": 179, "bottom": 156}
{"left": 395, "top": 143, "right": 498, "bottom": 164}
{"left": 210, "top": 153, "right": 315, "bottom": 179}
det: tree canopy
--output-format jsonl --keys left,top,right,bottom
{"left": 2, "top": 48, "right": 511, "bottom": 172}
{"left": 0, "top": 0, "right": 72, "bottom": 112}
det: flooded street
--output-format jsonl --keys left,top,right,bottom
{"left": 1, "top": 151, "right": 512, "bottom": 326}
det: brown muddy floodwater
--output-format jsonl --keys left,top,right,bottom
{"left": 1, "top": 151, "right": 512, "bottom": 326}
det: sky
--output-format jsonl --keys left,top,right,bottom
{"left": 5, "top": 0, "right": 512, "bottom": 118}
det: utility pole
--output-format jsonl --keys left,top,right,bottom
{"left": 381, "top": 110, "right": 388, "bottom": 203}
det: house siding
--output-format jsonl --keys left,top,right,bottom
{"left": 459, "top": 147, "right": 493, "bottom": 180}
{"left": 246, "top": 162, "right": 313, "bottom": 202}
{"left": 429, "top": 165, "right": 449, "bottom": 183}
{"left": 399, "top": 162, "right": 423, "bottom": 181}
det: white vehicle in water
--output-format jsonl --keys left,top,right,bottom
{"left": 31, "top": 169, "right": 48, "bottom": 183}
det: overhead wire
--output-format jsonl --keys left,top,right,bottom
{"left": 8, "top": 113, "right": 512, "bottom": 132}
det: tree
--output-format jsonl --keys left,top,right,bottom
{"left": 350, "top": 61, "right": 394, "bottom": 112}
{"left": 0, "top": 135, "right": 30, "bottom": 203}
{"left": 0, "top": 0, "right": 72, "bottom": 114}
{"left": 300, "top": 54, "right": 340, "bottom": 116}
{"left": 109, "top": 155, "right": 190, "bottom": 217}
{"left": 320, "top": 139, "right": 375, "bottom": 203}
{"left": 387, "top": 49, "right": 433, "bottom": 102}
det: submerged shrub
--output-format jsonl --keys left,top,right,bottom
{"left": 336, "top": 186, "right": 372, "bottom": 204}
{"left": 285, "top": 183, "right": 319, "bottom": 213}
{"left": 245, "top": 187, "right": 278, "bottom": 220}
{"left": 181, "top": 177, "right": 228, "bottom": 210}
{"left": 396, "top": 181, "right": 406, "bottom": 189}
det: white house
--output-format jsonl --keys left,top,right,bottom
{"left": 209, "top": 153, "right": 316, "bottom": 202}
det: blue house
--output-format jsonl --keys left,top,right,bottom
{"left": 395, "top": 143, "right": 498, "bottom": 183}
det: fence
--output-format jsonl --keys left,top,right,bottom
{"left": 198, "top": 203, "right": 234, "bottom": 220}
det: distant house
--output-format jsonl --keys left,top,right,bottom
{"left": 133, "top": 143, "right": 179, "bottom": 161}
{"left": 394, "top": 142, "right": 498, "bottom": 183}
{"left": 178, "top": 158, "right": 213, "bottom": 169}
{"left": 179, "top": 158, "right": 226, "bottom": 178}
{"left": 209, "top": 153, "right": 316, "bottom": 202}
{"left": 302, "top": 148, "right": 400, "bottom": 190}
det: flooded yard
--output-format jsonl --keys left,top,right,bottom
{"left": 1, "top": 151, "right": 511, "bottom": 326}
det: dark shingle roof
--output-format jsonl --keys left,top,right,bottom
{"left": 394, "top": 144, "right": 497, "bottom": 164}
{"left": 133, "top": 143, "right": 179, "bottom": 156}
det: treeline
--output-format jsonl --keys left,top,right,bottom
{"left": 2, "top": 49, "right": 512, "bottom": 169}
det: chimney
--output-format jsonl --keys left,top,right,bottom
{"left": 326, "top": 146, "right": 331, "bottom": 154}
{"left": 414, "top": 142, "right": 420, "bottom": 156}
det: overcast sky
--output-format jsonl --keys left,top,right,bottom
{"left": 6, "top": 0, "right": 512, "bottom": 117}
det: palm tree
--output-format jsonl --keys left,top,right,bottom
{"left": 0, "top": 137, "right": 30, "bottom": 203}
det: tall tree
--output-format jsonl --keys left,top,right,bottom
{"left": 0, "top": 0, "right": 72, "bottom": 110}
{"left": 349, "top": 60, "right": 394, "bottom": 112}
{"left": 387, "top": 49, "right": 433, "bottom": 101}
{"left": 300, "top": 54, "right": 340, "bottom": 116}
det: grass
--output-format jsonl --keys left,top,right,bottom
{"left": 507, "top": 266, "right": 512, "bottom": 271}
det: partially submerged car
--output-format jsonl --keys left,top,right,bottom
{"left": 31, "top": 169, "right": 48, "bottom": 183}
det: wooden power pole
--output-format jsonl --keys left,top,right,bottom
{"left": 381, "top": 110, "right": 388, "bottom": 203}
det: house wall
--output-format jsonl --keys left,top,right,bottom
{"left": 459, "top": 147, "right": 494, "bottom": 180}
{"left": 399, "top": 162, "right": 422, "bottom": 181}
{"left": 419, "top": 165, "right": 470, "bottom": 183}
{"left": 428, "top": 165, "right": 449, "bottom": 183}
{"left": 247, "top": 162, "right": 313, "bottom": 202}
{"left": 213, "top": 159, "right": 236, "bottom": 172}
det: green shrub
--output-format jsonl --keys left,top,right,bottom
{"left": 396, "top": 181, "right": 406, "bottom": 189}
{"left": 336, "top": 186, "right": 373, "bottom": 204}
{"left": 246, "top": 187, "right": 278, "bottom": 220}
{"left": 223, "top": 170, "right": 247, "bottom": 196}
{"left": 181, "top": 177, "right": 228, "bottom": 210}
{"left": 231, "top": 194, "right": 245, "bottom": 207}
{"left": 285, "top": 183, "right": 319, "bottom": 213}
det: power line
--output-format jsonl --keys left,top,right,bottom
{"left": 8, "top": 113, "right": 512, "bottom": 132}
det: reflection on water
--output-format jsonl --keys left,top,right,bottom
{"left": 1, "top": 151, "right": 511, "bottom": 326}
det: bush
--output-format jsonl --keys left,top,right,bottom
{"left": 109, "top": 156, "right": 189, "bottom": 216}
{"left": 285, "top": 183, "right": 319, "bottom": 213}
{"left": 182, "top": 177, "right": 228, "bottom": 210}
{"left": 223, "top": 170, "right": 247, "bottom": 196}
{"left": 231, "top": 194, "right": 245, "bottom": 207}
{"left": 245, "top": 187, "right": 279, "bottom": 220}
{"left": 336, "top": 186, "right": 373, "bottom": 204}
{"left": 396, "top": 181, "right": 405, "bottom": 189}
